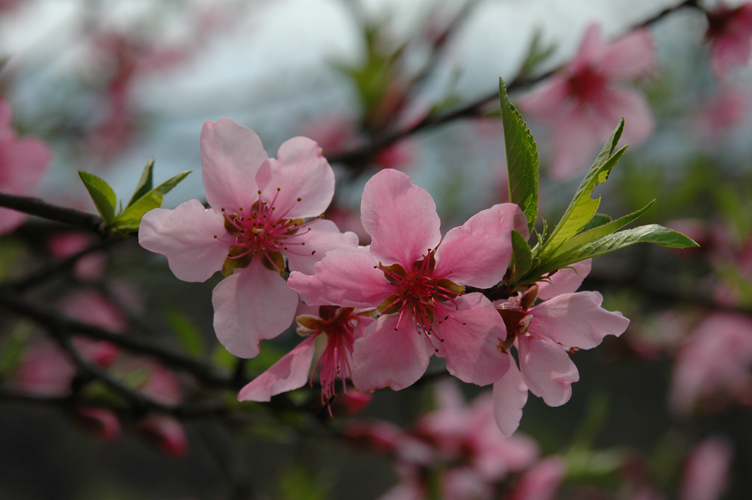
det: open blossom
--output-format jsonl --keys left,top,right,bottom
{"left": 139, "top": 118, "right": 357, "bottom": 358}
{"left": 0, "top": 97, "right": 52, "bottom": 235}
{"left": 493, "top": 260, "right": 630, "bottom": 435}
{"left": 289, "top": 168, "right": 527, "bottom": 391}
{"left": 238, "top": 306, "right": 375, "bottom": 405}
{"left": 669, "top": 312, "right": 752, "bottom": 415}
{"left": 519, "top": 24, "right": 654, "bottom": 178}
{"left": 681, "top": 437, "right": 733, "bottom": 500}
{"left": 705, "top": 2, "right": 752, "bottom": 79}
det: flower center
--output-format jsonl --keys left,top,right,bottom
{"left": 377, "top": 250, "right": 464, "bottom": 338}
{"left": 567, "top": 65, "right": 609, "bottom": 106}
{"left": 216, "top": 188, "right": 315, "bottom": 276}
{"left": 495, "top": 284, "right": 538, "bottom": 351}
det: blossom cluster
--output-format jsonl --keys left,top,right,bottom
{"left": 139, "top": 117, "right": 630, "bottom": 435}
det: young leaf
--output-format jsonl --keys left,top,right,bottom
{"left": 78, "top": 171, "right": 117, "bottom": 223}
{"left": 499, "top": 76, "right": 538, "bottom": 231}
{"left": 511, "top": 229, "right": 533, "bottom": 277}
{"left": 578, "top": 214, "right": 612, "bottom": 234}
{"left": 127, "top": 158, "right": 155, "bottom": 208}
{"left": 553, "top": 201, "right": 655, "bottom": 256}
{"left": 543, "top": 224, "right": 698, "bottom": 272}
{"left": 541, "top": 120, "right": 626, "bottom": 258}
{"left": 110, "top": 170, "right": 191, "bottom": 233}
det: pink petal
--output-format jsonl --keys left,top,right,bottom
{"left": 434, "top": 293, "right": 510, "bottom": 386}
{"left": 537, "top": 259, "right": 591, "bottom": 299}
{"left": 0, "top": 137, "right": 51, "bottom": 193}
{"left": 285, "top": 219, "right": 359, "bottom": 275}
{"left": 0, "top": 208, "right": 28, "bottom": 236}
{"left": 492, "top": 362, "right": 529, "bottom": 436}
{"left": 517, "top": 77, "right": 571, "bottom": 123}
{"left": 600, "top": 28, "right": 655, "bottom": 79}
{"left": 259, "top": 137, "right": 335, "bottom": 219}
{"left": 530, "top": 291, "right": 630, "bottom": 349}
{"left": 200, "top": 118, "right": 267, "bottom": 212}
{"left": 213, "top": 260, "right": 298, "bottom": 358}
{"left": 510, "top": 456, "right": 566, "bottom": 500}
{"left": 76, "top": 407, "right": 121, "bottom": 441}
{"left": 238, "top": 336, "right": 317, "bottom": 401}
{"left": 361, "top": 169, "right": 441, "bottom": 267}
{"left": 603, "top": 88, "right": 654, "bottom": 147}
{"left": 517, "top": 336, "right": 578, "bottom": 407}
{"left": 137, "top": 415, "right": 188, "bottom": 457}
{"left": 549, "top": 109, "right": 603, "bottom": 179}
{"left": 435, "top": 203, "right": 528, "bottom": 288}
{"left": 139, "top": 199, "right": 228, "bottom": 282}
{"left": 351, "top": 313, "right": 433, "bottom": 391}
{"left": 681, "top": 437, "right": 732, "bottom": 500}
{"left": 288, "top": 248, "right": 393, "bottom": 307}
{"left": 571, "top": 24, "right": 607, "bottom": 72}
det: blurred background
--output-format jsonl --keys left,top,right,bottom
{"left": 1, "top": 0, "right": 752, "bottom": 499}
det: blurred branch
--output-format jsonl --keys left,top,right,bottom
{"left": 0, "top": 192, "right": 105, "bottom": 235}
{"left": 0, "top": 289, "right": 232, "bottom": 388}
{"left": 5, "top": 238, "right": 124, "bottom": 292}
{"left": 328, "top": 0, "right": 702, "bottom": 170}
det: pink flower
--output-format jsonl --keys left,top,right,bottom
{"left": 519, "top": 24, "right": 654, "bottom": 178}
{"left": 47, "top": 232, "right": 107, "bottom": 281}
{"left": 289, "top": 169, "right": 527, "bottom": 391}
{"left": 139, "top": 118, "right": 357, "bottom": 358}
{"left": 493, "top": 260, "right": 630, "bottom": 435}
{"left": 238, "top": 306, "right": 374, "bottom": 405}
{"left": 137, "top": 415, "right": 188, "bottom": 457}
{"left": 669, "top": 312, "right": 752, "bottom": 415}
{"left": 10, "top": 339, "right": 77, "bottom": 397}
{"left": 680, "top": 437, "right": 732, "bottom": 500}
{"left": 0, "top": 98, "right": 52, "bottom": 235}
{"left": 705, "top": 3, "right": 752, "bottom": 79}
{"left": 510, "top": 456, "right": 566, "bottom": 500}
{"left": 75, "top": 407, "right": 121, "bottom": 441}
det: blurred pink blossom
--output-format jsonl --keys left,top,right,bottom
{"left": 10, "top": 339, "right": 76, "bottom": 397}
{"left": 705, "top": 3, "right": 752, "bottom": 79}
{"left": 75, "top": 407, "right": 121, "bottom": 441}
{"left": 0, "top": 98, "right": 52, "bottom": 235}
{"left": 139, "top": 118, "right": 357, "bottom": 359}
{"left": 289, "top": 168, "right": 527, "bottom": 392}
{"left": 510, "top": 456, "right": 566, "bottom": 500}
{"left": 47, "top": 232, "right": 107, "bottom": 281}
{"left": 137, "top": 415, "right": 188, "bottom": 458}
{"left": 670, "top": 312, "right": 752, "bottom": 415}
{"left": 519, "top": 24, "right": 654, "bottom": 179}
{"left": 680, "top": 437, "right": 732, "bottom": 500}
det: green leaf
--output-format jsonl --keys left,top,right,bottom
{"left": 110, "top": 170, "right": 191, "bottom": 233}
{"left": 543, "top": 224, "right": 699, "bottom": 272}
{"left": 499, "top": 77, "right": 538, "bottom": 230}
{"left": 511, "top": 229, "right": 533, "bottom": 277}
{"left": 578, "top": 214, "right": 612, "bottom": 234}
{"left": 554, "top": 201, "right": 654, "bottom": 256}
{"left": 163, "top": 308, "right": 205, "bottom": 357}
{"left": 127, "top": 158, "right": 154, "bottom": 208}
{"left": 78, "top": 171, "right": 117, "bottom": 223}
{"left": 541, "top": 120, "right": 626, "bottom": 258}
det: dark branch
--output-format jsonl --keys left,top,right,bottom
{"left": 0, "top": 192, "right": 105, "bottom": 235}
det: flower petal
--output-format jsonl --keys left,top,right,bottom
{"left": 213, "top": 260, "right": 298, "bottom": 358}
{"left": 434, "top": 293, "right": 510, "bottom": 386}
{"left": 530, "top": 291, "right": 630, "bottom": 349}
{"left": 288, "top": 248, "right": 393, "bottom": 307}
{"left": 517, "top": 77, "right": 571, "bottom": 124}
{"left": 361, "top": 169, "right": 441, "bottom": 267}
{"left": 603, "top": 88, "right": 654, "bottom": 147}
{"left": 549, "top": 108, "right": 603, "bottom": 179}
{"left": 139, "top": 199, "right": 228, "bottom": 282}
{"left": 238, "top": 336, "right": 317, "bottom": 402}
{"left": 600, "top": 28, "right": 654, "bottom": 79}
{"left": 259, "top": 137, "right": 335, "bottom": 219}
{"left": 435, "top": 203, "right": 527, "bottom": 287}
{"left": 492, "top": 361, "right": 528, "bottom": 436}
{"left": 286, "top": 219, "right": 359, "bottom": 275}
{"left": 351, "top": 313, "right": 433, "bottom": 391}
{"left": 201, "top": 118, "right": 267, "bottom": 212}
{"left": 517, "top": 336, "right": 578, "bottom": 407}
{"left": 537, "top": 260, "right": 591, "bottom": 299}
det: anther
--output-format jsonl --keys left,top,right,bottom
{"left": 297, "top": 197, "right": 302, "bottom": 202}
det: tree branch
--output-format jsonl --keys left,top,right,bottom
{"left": 0, "top": 192, "right": 105, "bottom": 235}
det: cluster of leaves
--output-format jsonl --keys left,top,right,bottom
{"left": 498, "top": 77, "right": 697, "bottom": 289}
{"left": 78, "top": 159, "right": 190, "bottom": 235}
